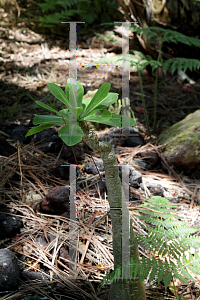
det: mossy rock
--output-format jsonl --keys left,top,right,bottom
{"left": 158, "top": 110, "right": 200, "bottom": 173}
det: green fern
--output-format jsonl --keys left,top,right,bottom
{"left": 131, "top": 25, "right": 200, "bottom": 48}
{"left": 38, "top": 0, "right": 78, "bottom": 13}
{"left": 38, "top": 0, "right": 122, "bottom": 28}
{"left": 92, "top": 25, "right": 200, "bottom": 133}
{"left": 162, "top": 57, "right": 200, "bottom": 74}
{"left": 100, "top": 196, "right": 200, "bottom": 290}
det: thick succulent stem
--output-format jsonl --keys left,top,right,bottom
{"left": 80, "top": 122, "right": 146, "bottom": 300}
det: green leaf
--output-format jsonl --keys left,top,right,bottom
{"left": 76, "top": 80, "right": 84, "bottom": 107}
{"left": 65, "top": 78, "right": 78, "bottom": 108}
{"left": 163, "top": 271, "right": 172, "bottom": 289}
{"left": 58, "top": 124, "right": 84, "bottom": 146}
{"left": 26, "top": 123, "right": 55, "bottom": 137}
{"left": 33, "top": 114, "right": 65, "bottom": 125}
{"left": 149, "top": 257, "right": 158, "bottom": 284}
{"left": 65, "top": 78, "right": 84, "bottom": 108}
{"left": 69, "top": 106, "right": 83, "bottom": 119}
{"left": 48, "top": 83, "right": 69, "bottom": 107}
{"left": 157, "top": 259, "right": 164, "bottom": 284}
{"left": 35, "top": 100, "right": 59, "bottom": 114}
{"left": 58, "top": 108, "right": 69, "bottom": 118}
{"left": 91, "top": 92, "right": 119, "bottom": 111}
{"left": 84, "top": 83, "right": 111, "bottom": 115}
{"left": 82, "top": 98, "right": 91, "bottom": 107}
{"left": 81, "top": 99, "right": 91, "bottom": 115}
{"left": 80, "top": 103, "right": 86, "bottom": 117}
{"left": 81, "top": 109, "right": 112, "bottom": 123}
{"left": 96, "top": 114, "right": 135, "bottom": 127}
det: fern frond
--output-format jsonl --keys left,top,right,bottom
{"left": 162, "top": 57, "right": 200, "bottom": 74}
{"left": 100, "top": 193, "right": 200, "bottom": 289}
{"left": 131, "top": 25, "right": 200, "bottom": 48}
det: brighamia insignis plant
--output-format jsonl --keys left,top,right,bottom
{"left": 26, "top": 78, "right": 146, "bottom": 300}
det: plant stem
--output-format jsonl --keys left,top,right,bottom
{"left": 80, "top": 122, "right": 146, "bottom": 300}
{"left": 153, "top": 40, "right": 163, "bottom": 132}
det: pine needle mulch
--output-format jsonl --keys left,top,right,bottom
{"left": 0, "top": 139, "right": 200, "bottom": 300}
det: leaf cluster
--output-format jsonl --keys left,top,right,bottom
{"left": 26, "top": 79, "right": 135, "bottom": 146}
{"left": 101, "top": 196, "right": 200, "bottom": 289}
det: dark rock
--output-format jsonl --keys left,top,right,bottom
{"left": 59, "top": 246, "right": 69, "bottom": 265}
{"left": 21, "top": 269, "right": 49, "bottom": 281}
{"left": 0, "top": 213, "right": 23, "bottom": 239}
{"left": 129, "top": 195, "right": 142, "bottom": 207}
{"left": 130, "top": 195, "right": 141, "bottom": 201}
{"left": 0, "top": 123, "right": 16, "bottom": 136}
{"left": 99, "top": 127, "right": 144, "bottom": 148}
{"left": 60, "top": 143, "right": 85, "bottom": 161}
{"left": 33, "top": 128, "right": 62, "bottom": 153}
{"left": 136, "top": 150, "right": 160, "bottom": 170}
{"left": 134, "top": 159, "right": 147, "bottom": 170}
{"left": 0, "top": 202, "right": 9, "bottom": 213}
{"left": 0, "top": 249, "right": 20, "bottom": 291}
{"left": 85, "top": 161, "right": 104, "bottom": 175}
{"left": 122, "top": 127, "right": 145, "bottom": 147}
{"left": 0, "top": 135, "right": 16, "bottom": 156}
{"left": 40, "top": 185, "right": 70, "bottom": 216}
{"left": 83, "top": 162, "right": 142, "bottom": 189}
{"left": 51, "top": 165, "right": 70, "bottom": 180}
{"left": 140, "top": 180, "right": 165, "bottom": 196}
{"left": 35, "top": 234, "right": 69, "bottom": 267}
{"left": 35, "top": 234, "right": 55, "bottom": 248}
{"left": 119, "top": 164, "right": 142, "bottom": 188}
{"left": 11, "top": 124, "right": 28, "bottom": 143}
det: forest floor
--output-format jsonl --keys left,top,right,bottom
{"left": 0, "top": 2, "right": 200, "bottom": 300}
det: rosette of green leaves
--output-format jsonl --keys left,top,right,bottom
{"left": 26, "top": 78, "right": 135, "bottom": 146}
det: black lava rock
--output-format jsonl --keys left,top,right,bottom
{"left": 0, "top": 135, "right": 16, "bottom": 156}
{"left": 0, "top": 249, "right": 20, "bottom": 291}
{"left": 33, "top": 128, "right": 62, "bottom": 153}
{"left": 11, "top": 124, "right": 28, "bottom": 143}
{"left": 0, "top": 213, "right": 23, "bottom": 239}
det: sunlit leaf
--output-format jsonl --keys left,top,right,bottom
{"left": 89, "top": 92, "right": 119, "bottom": 111}
{"left": 48, "top": 83, "right": 69, "bottom": 107}
{"left": 84, "top": 83, "right": 111, "bottom": 115}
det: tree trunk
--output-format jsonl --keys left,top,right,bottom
{"left": 80, "top": 122, "right": 146, "bottom": 300}
{"left": 116, "top": 0, "right": 200, "bottom": 57}
{"left": 116, "top": 0, "right": 200, "bottom": 29}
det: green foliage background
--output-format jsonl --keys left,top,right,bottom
{"left": 37, "top": 0, "right": 122, "bottom": 28}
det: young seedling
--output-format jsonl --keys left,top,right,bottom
{"left": 26, "top": 78, "right": 146, "bottom": 300}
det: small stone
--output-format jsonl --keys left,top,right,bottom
{"left": 40, "top": 185, "right": 70, "bottom": 217}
